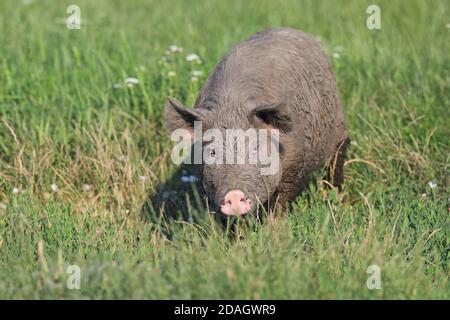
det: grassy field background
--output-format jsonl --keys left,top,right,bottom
{"left": 0, "top": 0, "right": 448, "bottom": 299}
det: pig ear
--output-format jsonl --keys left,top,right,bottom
{"left": 164, "top": 97, "right": 204, "bottom": 134}
{"left": 250, "top": 102, "right": 292, "bottom": 133}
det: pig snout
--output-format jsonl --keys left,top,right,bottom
{"left": 220, "top": 190, "right": 253, "bottom": 215}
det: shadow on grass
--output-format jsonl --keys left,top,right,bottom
{"left": 140, "top": 162, "right": 280, "bottom": 239}
{"left": 140, "top": 163, "right": 232, "bottom": 237}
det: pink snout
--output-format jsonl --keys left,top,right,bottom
{"left": 220, "top": 190, "right": 252, "bottom": 216}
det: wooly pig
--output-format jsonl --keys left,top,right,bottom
{"left": 165, "top": 28, "right": 349, "bottom": 216}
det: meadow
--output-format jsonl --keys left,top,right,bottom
{"left": 0, "top": 0, "right": 448, "bottom": 299}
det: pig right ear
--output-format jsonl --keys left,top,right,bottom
{"left": 250, "top": 102, "right": 292, "bottom": 133}
{"left": 164, "top": 97, "right": 203, "bottom": 136}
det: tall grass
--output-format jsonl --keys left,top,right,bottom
{"left": 0, "top": 0, "right": 448, "bottom": 299}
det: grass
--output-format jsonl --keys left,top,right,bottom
{"left": 0, "top": 0, "right": 449, "bottom": 299}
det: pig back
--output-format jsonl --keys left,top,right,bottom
{"left": 195, "top": 28, "right": 348, "bottom": 167}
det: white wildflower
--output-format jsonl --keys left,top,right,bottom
{"left": 332, "top": 52, "right": 340, "bottom": 59}
{"left": 51, "top": 184, "right": 59, "bottom": 193}
{"left": 139, "top": 175, "right": 149, "bottom": 182}
{"left": 191, "top": 76, "right": 199, "bottom": 83}
{"left": 420, "top": 193, "right": 427, "bottom": 198}
{"left": 0, "top": 203, "right": 6, "bottom": 210}
{"left": 186, "top": 53, "right": 201, "bottom": 62}
{"left": 167, "top": 71, "right": 176, "bottom": 78}
{"left": 82, "top": 184, "right": 92, "bottom": 192}
{"left": 169, "top": 45, "right": 183, "bottom": 53}
{"left": 446, "top": 23, "right": 450, "bottom": 29}
{"left": 191, "top": 70, "right": 203, "bottom": 77}
{"left": 427, "top": 181, "right": 437, "bottom": 189}
{"left": 114, "top": 77, "right": 139, "bottom": 89}
{"left": 125, "top": 77, "right": 139, "bottom": 85}
{"left": 125, "top": 77, "right": 139, "bottom": 87}
{"left": 12, "top": 187, "right": 20, "bottom": 194}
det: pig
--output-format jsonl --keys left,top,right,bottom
{"left": 164, "top": 28, "right": 349, "bottom": 217}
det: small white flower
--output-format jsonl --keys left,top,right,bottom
{"left": 191, "top": 76, "right": 199, "bottom": 83}
{"left": 169, "top": 45, "right": 183, "bottom": 53}
{"left": 12, "top": 187, "right": 20, "bottom": 194}
{"left": 125, "top": 77, "right": 139, "bottom": 85}
{"left": 180, "top": 175, "right": 199, "bottom": 183}
{"left": 186, "top": 53, "right": 201, "bottom": 62}
{"left": 350, "top": 140, "right": 358, "bottom": 146}
{"left": 191, "top": 70, "right": 203, "bottom": 77}
{"left": 113, "top": 83, "right": 123, "bottom": 89}
{"left": 332, "top": 52, "right": 340, "bottom": 59}
{"left": 446, "top": 23, "right": 450, "bottom": 29}
{"left": 420, "top": 193, "right": 427, "bottom": 198}
{"left": 0, "top": 203, "right": 7, "bottom": 210}
{"left": 125, "top": 77, "right": 139, "bottom": 88}
{"left": 82, "top": 184, "right": 92, "bottom": 192}
{"left": 427, "top": 181, "right": 437, "bottom": 189}
{"left": 139, "top": 175, "right": 149, "bottom": 182}
{"left": 167, "top": 71, "right": 176, "bottom": 78}
{"left": 51, "top": 184, "right": 59, "bottom": 193}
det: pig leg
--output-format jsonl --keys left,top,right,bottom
{"left": 325, "top": 137, "right": 350, "bottom": 191}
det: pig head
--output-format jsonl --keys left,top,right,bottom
{"left": 165, "top": 96, "right": 291, "bottom": 216}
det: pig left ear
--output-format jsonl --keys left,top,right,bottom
{"left": 164, "top": 96, "right": 204, "bottom": 133}
{"left": 250, "top": 102, "right": 292, "bottom": 133}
